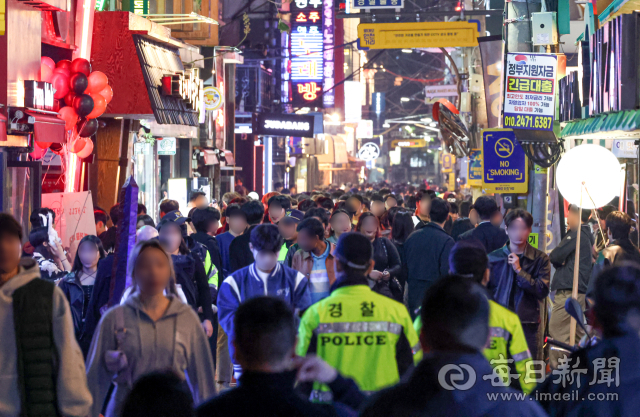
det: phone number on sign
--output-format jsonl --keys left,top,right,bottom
{"left": 504, "top": 114, "right": 553, "bottom": 130}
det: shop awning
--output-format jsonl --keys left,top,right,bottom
{"left": 91, "top": 12, "right": 199, "bottom": 126}
{"left": 26, "top": 110, "right": 65, "bottom": 143}
{"left": 560, "top": 110, "right": 640, "bottom": 140}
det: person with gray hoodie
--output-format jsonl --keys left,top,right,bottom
{"left": 0, "top": 213, "right": 92, "bottom": 417}
{"left": 86, "top": 239, "right": 216, "bottom": 417}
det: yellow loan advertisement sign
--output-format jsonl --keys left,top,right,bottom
{"left": 357, "top": 22, "right": 479, "bottom": 50}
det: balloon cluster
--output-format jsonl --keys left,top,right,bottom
{"left": 35, "top": 56, "right": 114, "bottom": 160}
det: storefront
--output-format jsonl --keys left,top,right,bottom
{"left": 89, "top": 11, "right": 203, "bottom": 218}
{"left": 0, "top": 0, "right": 96, "bottom": 228}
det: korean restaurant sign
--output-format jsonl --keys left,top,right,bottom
{"left": 162, "top": 68, "right": 202, "bottom": 113}
{"left": 503, "top": 53, "right": 557, "bottom": 131}
{"left": 252, "top": 113, "right": 315, "bottom": 137}
{"left": 357, "top": 22, "right": 478, "bottom": 50}
{"left": 322, "top": 0, "right": 335, "bottom": 107}
{"left": 130, "top": 0, "right": 148, "bottom": 14}
{"left": 291, "top": 0, "right": 325, "bottom": 107}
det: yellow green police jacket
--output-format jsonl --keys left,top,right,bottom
{"left": 297, "top": 284, "right": 421, "bottom": 401}
{"left": 413, "top": 299, "right": 535, "bottom": 394}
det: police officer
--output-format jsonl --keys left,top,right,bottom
{"left": 297, "top": 232, "right": 420, "bottom": 401}
{"left": 415, "top": 240, "right": 535, "bottom": 393}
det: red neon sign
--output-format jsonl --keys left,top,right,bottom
{"left": 298, "top": 82, "right": 322, "bottom": 100}
{"left": 296, "top": 12, "right": 307, "bottom": 22}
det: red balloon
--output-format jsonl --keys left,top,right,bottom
{"left": 86, "top": 93, "right": 106, "bottom": 119}
{"left": 51, "top": 72, "right": 70, "bottom": 99}
{"left": 70, "top": 58, "right": 92, "bottom": 77}
{"left": 87, "top": 71, "right": 108, "bottom": 94}
{"left": 35, "top": 141, "right": 52, "bottom": 149}
{"left": 70, "top": 137, "right": 87, "bottom": 154}
{"left": 53, "top": 67, "right": 71, "bottom": 79}
{"left": 97, "top": 85, "right": 113, "bottom": 104}
{"left": 64, "top": 92, "right": 77, "bottom": 107}
{"left": 76, "top": 139, "right": 94, "bottom": 159}
{"left": 56, "top": 59, "right": 72, "bottom": 70}
{"left": 58, "top": 106, "right": 78, "bottom": 130}
{"left": 50, "top": 143, "right": 64, "bottom": 155}
{"left": 41, "top": 56, "right": 55, "bottom": 70}
{"left": 40, "top": 64, "right": 53, "bottom": 83}
{"left": 30, "top": 144, "right": 47, "bottom": 160}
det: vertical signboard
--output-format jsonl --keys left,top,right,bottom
{"left": 291, "top": 0, "right": 325, "bottom": 108}
{"left": 503, "top": 53, "right": 557, "bottom": 131}
{"left": 323, "top": 0, "right": 335, "bottom": 108}
{"left": 478, "top": 35, "right": 503, "bottom": 128}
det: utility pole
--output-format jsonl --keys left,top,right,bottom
{"left": 505, "top": 1, "right": 547, "bottom": 253}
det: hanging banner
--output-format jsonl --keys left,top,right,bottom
{"left": 357, "top": 21, "right": 478, "bottom": 50}
{"left": 478, "top": 35, "right": 503, "bottom": 128}
{"left": 41, "top": 191, "right": 97, "bottom": 260}
{"left": 503, "top": 53, "right": 557, "bottom": 131}
{"left": 482, "top": 129, "right": 528, "bottom": 193}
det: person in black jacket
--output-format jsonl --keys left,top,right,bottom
{"left": 590, "top": 211, "right": 640, "bottom": 291}
{"left": 548, "top": 204, "right": 594, "bottom": 366}
{"left": 390, "top": 211, "right": 414, "bottom": 293}
{"left": 191, "top": 207, "right": 223, "bottom": 285}
{"left": 197, "top": 297, "right": 364, "bottom": 417}
{"left": 488, "top": 209, "right": 550, "bottom": 361}
{"left": 457, "top": 196, "right": 507, "bottom": 253}
{"left": 451, "top": 201, "right": 475, "bottom": 241}
{"left": 360, "top": 276, "right": 546, "bottom": 417}
{"left": 157, "top": 214, "right": 215, "bottom": 338}
{"left": 404, "top": 198, "right": 455, "bottom": 318}
{"left": 58, "top": 235, "right": 106, "bottom": 357}
{"left": 356, "top": 212, "right": 402, "bottom": 301}
{"left": 229, "top": 200, "right": 264, "bottom": 273}
{"left": 535, "top": 265, "right": 640, "bottom": 416}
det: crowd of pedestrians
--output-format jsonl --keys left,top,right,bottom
{"left": 1, "top": 182, "right": 640, "bottom": 416}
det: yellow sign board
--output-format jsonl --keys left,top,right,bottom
{"left": 528, "top": 233, "right": 538, "bottom": 249}
{"left": 390, "top": 139, "right": 427, "bottom": 148}
{"left": 357, "top": 22, "right": 479, "bottom": 50}
{"left": 441, "top": 152, "right": 456, "bottom": 173}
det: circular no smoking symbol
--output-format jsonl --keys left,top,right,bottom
{"left": 359, "top": 142, "right": 380, "bottom": 161}
{"left": 495, "top": 137, "right": 514, "bottom": 158}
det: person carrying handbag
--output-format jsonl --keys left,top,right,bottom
{"left": 86, "top": 240, "right": 215, "bottom": 417}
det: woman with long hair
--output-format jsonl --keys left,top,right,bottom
{"left": 157, "top": 217, "right": 215, "bottom": 338}
{"left": 355, "top": 212, "right": 403, "bottom": 301}
{"left": 390, "top": 212, "right": 415, "bottom": 295}
{"left": 327, "top": 209, "right": 352, "bottom": 244}
{"left": 58, "top": 235, "right": 106, "bottom": 356}
{"left": 86, "top": 239, "right": 216, "bottom": 417}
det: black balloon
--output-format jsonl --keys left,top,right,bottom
{"left": 73, "top": 94, "right": 94, "bottom": 117}
{"left": 70, "top": 73, "right": 88, "bottom": 95}
{"left": 77, "top": 118, "right": 99, "bottom": 137}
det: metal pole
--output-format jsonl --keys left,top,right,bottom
{"left": 569, "top": 183, "right": 584, "bottom": 346}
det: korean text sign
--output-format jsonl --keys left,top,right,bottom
{"left": 291, "top": 0, "right": 325, "bottom": 107}
{"left": 482, "top": 129, "right": 528, "bottom": 193}
{"left": 503, "top": 53, "right": 557, "bottom": 131}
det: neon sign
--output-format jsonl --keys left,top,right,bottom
{"left": 322, "top": 0, "right": 335, "bottom": 107}
{"left": 290, "top": 0, "right": 325, "bottom": 107}
{"left": 162, "top": 68, "right": 203, "bottom": 112}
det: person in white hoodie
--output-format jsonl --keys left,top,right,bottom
{"left": 86, "top": 239, "right": 215, "bottom": 417}
{"left": 0, "top": 213, "right": 92, "bottom": 417}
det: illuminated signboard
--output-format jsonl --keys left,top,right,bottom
{"left": 322, "top": 0, "right": 335, "bottom": 107}
{"left": 357, "top": 21, "right": 479, "bottom": 50}
{"left": 162, "top": 68, "right": 203, "bottom": 113}
{"left": 130, "top": 0, "right": 148, "bottom": 14}
{"left": 252, "top": 112, "right": 316, "bottom": 137}
{"left": 291, "top": 0, "right": 325, "bottom": 107}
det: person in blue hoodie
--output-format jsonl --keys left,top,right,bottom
{"left": 217, "top": 224, "right": 312, "bottom": 379}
